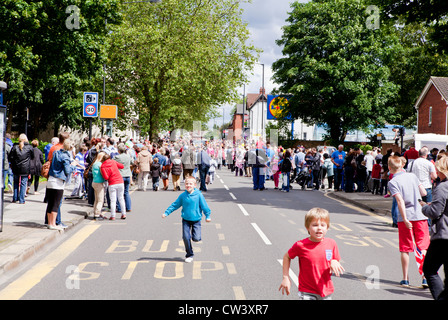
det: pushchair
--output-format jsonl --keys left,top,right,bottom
{"left": 295, "top": 166, "right": 312, "bottom": 190}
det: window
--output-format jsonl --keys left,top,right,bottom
{"left": 429, "top": 106, "right": 432, "bottom": 126}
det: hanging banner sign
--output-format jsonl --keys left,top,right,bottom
{"left": 267, "top": 95, "right": 292, "bottom": 120}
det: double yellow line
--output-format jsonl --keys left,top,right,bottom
{"left": 0, "top": 223, "right": 100, "bottom": 300}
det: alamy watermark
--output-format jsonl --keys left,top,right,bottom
{"left": 66, "top": 5, "right": 81, "bottom": 30}
{"left": 365, "top": 5, "right": 380, "bottom": 30}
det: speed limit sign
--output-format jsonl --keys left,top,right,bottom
{"left": 83, "top": 92, "right": 98, "bottom": 118}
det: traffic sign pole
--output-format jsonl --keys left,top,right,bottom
{"left": 83, "top": 92, "right": 99, "bottom": 140}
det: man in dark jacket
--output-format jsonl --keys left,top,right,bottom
{"left": 9, "top": 134, "right": 34, "bottom": 203}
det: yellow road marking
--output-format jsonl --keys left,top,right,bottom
{"left": 232, "top": 286, "right": 246, "bottom": 300}
{"left": 324, "top": 193, "right": 391, "bottom": 224}
{"left": 0, "top": 223, "right": 100, "bottom": 300}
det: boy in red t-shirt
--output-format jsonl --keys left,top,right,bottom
{"left": 279, "top": 208, "right": 344, "bottom": 300}
{"left": 371, "top": 159, "right": 382, "bottom": 195}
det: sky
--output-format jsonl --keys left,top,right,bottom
{"left": 214, "top": 0, "right": 307, "bottom": 127}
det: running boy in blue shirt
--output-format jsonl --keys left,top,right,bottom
{"left": 162, "top": 176, "right": 211, "bottom": 262}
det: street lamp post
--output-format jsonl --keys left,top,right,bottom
{"left": 256, "top": 63, "right": 265, "bottom": 141}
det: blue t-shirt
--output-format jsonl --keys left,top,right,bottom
{"left": 331, "top": 150, "right": 346, "bottom": 168}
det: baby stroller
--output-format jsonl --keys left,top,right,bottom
{"left": 295, "top": 166, "right": 312, "bottom": 190}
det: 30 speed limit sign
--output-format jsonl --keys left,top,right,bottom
{"left": 83, "top": 92, "right": 98, "bottom": 118}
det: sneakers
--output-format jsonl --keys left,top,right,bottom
{"left": 185, "top": 257, "right": 193, "bottom": 263}
{"left": 399, "top": 279, "right": 429, "bottom": 288}
{"left": 400, "top": 280, "right": 410, "bottom": 287}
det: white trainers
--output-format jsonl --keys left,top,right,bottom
{"left": 185, "top": 257, "right": 193, "bottom": 263}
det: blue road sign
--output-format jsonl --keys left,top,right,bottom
{"left": 83, "top": 92, "right": 98, "bottom": 117}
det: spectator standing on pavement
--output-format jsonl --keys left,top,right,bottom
{"left": 311, "top": 148, "right": 322, "bottom": 190}
{"left": 136, "top": 145, "right": 152, "bottom": 191}
{"left": 181, "top": 145, "right": 195, "bottom": 179}
{"left": 271, "top": 150, "right": 281, "bottom": 190}
{"left": 279, "top": 208, "right": 344, "bottom": 299}
{"left": 280, "top": 150, "right": 292, "bottom": 192}
{"left": 364, "top": 150, "right": 375, "bottom": 192}
{"left": 207, "top": 156, "right": 217, "bottom": 185}
{"left": 371, "top": 159, "right": 382, "bottom": 195}
{"left": 387, "top": 155, "right": 430, "bottom": 287}
{"left": 171, "top": 153, "right": 183, "bottom": 191}
{"left": 46, "top": 139, "right": 76, "bottom": 230}
{"left": 27, "top": 139, "right": 44, "bottom": 195}
{"left": 91, "top": 152, "right": 107, "bottom": 220}
{"left": 162, "top": 176, "right": 211, "bottom": 263}
{"left": 9, "top": 133, "right": 34, "bottom": 204}
{"left": 331, "top": 145, "right": 346, "bottom": 191}
{"left": 428, "top": 148, "right": 439, "bottom": 162}
{"left": 197, "top": 148, "right": 211, "bottom": 192}
{"left": 150, "top": 157, "right": 162, "bottom": 191}
{"left": 322, "top": 153, "right": 334, "bottom": 190}
{"left": 114, "top": 143, "right": 133, "bottom": 213}
{"left": 404, "top": 144, "right": 419, "bottom": 169}
{"left": 44, "top": 137, "right": 58, "bottom": 162}
{"left": 70, "top": 144, "right": 87, "bottom": 198}
{"left": 252, "top": 147, "right": 268, "bottom": 191}
{"left": 45, "top": 132, "right": 70, "bottom": 227}
{"left": 421, "top": 155, "right": 448, "bottom": 300}
{"left": 3, "top": 137, "right": 12, "bottom": 192}
{"left": 343, "top": 151, "right": 356, "bottom": 193}
{"left": 100, "top": 153, "right": 126, "bottom": 220}
{"left": 408, "top": 146, "right": 437, "bottom": 204}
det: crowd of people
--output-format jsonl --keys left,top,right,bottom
{"left": 4, "top": 131, "right": 448, "bottom": 299}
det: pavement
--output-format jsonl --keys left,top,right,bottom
{"left": 0, "top": 179, "right": 394, "bottom": 278}
{"left": 0, "top": 182, "right": 89, "bottom": 277}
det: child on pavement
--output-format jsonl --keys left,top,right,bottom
{"left": 162, "top": 176, "right": 211, "bottom": 263}
{"left": 387, "top": 155, "right": 430, "bottom": 287}
{"left": 279, "top": 208, "right": 344, "bottom": 300}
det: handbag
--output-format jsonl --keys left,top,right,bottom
{"left": 41, "top": 161, "right": 50, "bottom": 179}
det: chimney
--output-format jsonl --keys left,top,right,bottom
{"left": 259, "top": 87, "right": 265, "bottom": 96}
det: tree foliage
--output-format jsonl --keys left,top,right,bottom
{"left": 272, "top": 0, "right": 402, "bottom": 144}
{"left": 106, "top": 0, "right": 259, "bottom": 139}
{"left": 0, "top": 0, "right": 121, "bottom": 137}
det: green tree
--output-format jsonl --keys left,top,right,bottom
{"left": 375, "top": 0, "right": 448, "bottom": 53}
{"left": 272, "top": 0, "right": 402, "bottom": 145}
{"left": 0, "top": 0, "right": 122, "bottom": 137}
{"left": 107, "top": 0, "right": 259, "bottom": 140}
{"left": 370, "top": 0, "right": 448, "bottom": 127}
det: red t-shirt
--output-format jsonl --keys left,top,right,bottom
{"left": 404, "top": 148, "right": 418, "bottom": 160}
{"left": 288, "top": 237, "right": 341, "bottom": 297}
{"left": 371, "top": 163, "right": 382, "bottom": 179}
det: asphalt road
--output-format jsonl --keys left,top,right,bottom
{"left": 0, "top": 168, "right": 435, "bottom": 302}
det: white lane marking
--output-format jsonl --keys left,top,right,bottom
{"left": 229, "top": 192, "right": 237, "bottom": 200}
{"left": 223, "top": 185, "right": 229, "bottom": 190}
{"left": 251, "top": 223, "right": 272, "bottom": 245}
{"left": 237, "top": 204, "right": 249, "bottom": 216}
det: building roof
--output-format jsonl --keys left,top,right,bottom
{"left": 246, "top": 88, "right": 267, "bottom": 110}
{"left": 414, "top": 76, "right": 448, "bottom": 110}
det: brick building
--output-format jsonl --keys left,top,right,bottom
{"left": 415, "top": 76, "right": 448, "bottom": 135}
{"left": 413, "top": 76, "right": 448, "bottom": 150}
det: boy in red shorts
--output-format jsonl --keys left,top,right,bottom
{"left": 387, "top": 155, "right": 430, "bottom": 287}
{"left": 279, "top": 208, "right": 344, "bottom": 300}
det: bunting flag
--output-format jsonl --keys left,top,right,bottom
{"left": 414, "top": 244, "right": 425, "bottom": 276}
